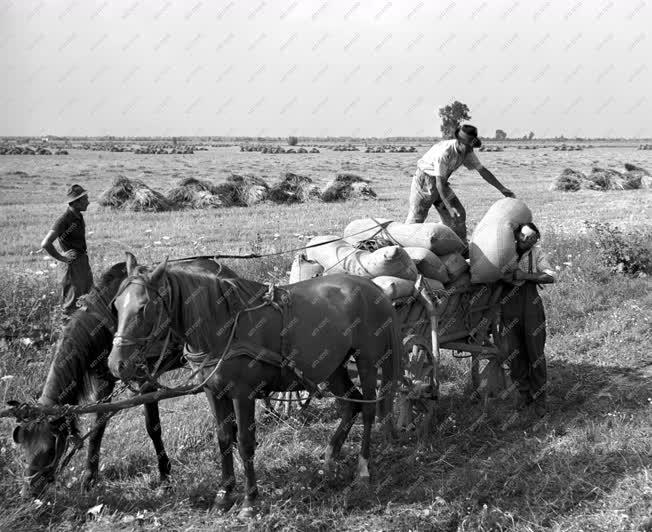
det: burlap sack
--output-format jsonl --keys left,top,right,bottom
{"left": 439, "top": 253, "right": 469, "bottom": 282}
{"left": 372, "top": 276, "right": 416, "bottom": 300}
{"left": 306, "top": 237, "right": 417, "bottom": 280}
{"left": 289, "top": 254, "right": 324, "bottom": 283}
{"left": 404, "top": 247, "right": 449, "bottom": 283}
{"left": 469, "top": 198, "right": 532, "bottom": 283}
{"left": 344, "top": 219, "right": 466, "bottom": 255}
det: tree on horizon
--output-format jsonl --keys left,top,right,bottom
{"left": 438, "top": 101, "right": 471, "bottom": 138}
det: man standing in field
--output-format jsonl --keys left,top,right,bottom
{"left": 405, "top": 124, "right": 515, "bottom": 244}
{"left": 501, "top": 222, "right": 556, "bottom": 418}
{"left": 41, "top": 184, "right": 93, "bottom": 318}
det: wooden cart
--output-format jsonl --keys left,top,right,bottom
{"left": 392, "top": 277, "right": 510, "bottom": 433}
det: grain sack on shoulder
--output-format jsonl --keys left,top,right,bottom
{"left": 469, "top": 198, "right": 532, "bottom": 283}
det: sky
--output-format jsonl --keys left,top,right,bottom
{"left": 1, "top": 0, "right": 651, "bottom": 138}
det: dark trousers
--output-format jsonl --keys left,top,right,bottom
{"left": 60, "top": 253, "right": 93, "bottom": 316}
{"left": 405, "top": 168, "right": 467, "bottom": 242}
{"left": 501, "top": 282, "right": 547, "bottom": 404}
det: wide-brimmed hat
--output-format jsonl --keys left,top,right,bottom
{"left": 66, "top": 184, "right": 88, "bottom": 204}
{"left": 455, "top": 124, "right": 482, "bottom": 148}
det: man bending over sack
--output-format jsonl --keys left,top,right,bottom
{"left": 501, "top": 222, "right": 556, "bottom": 418}
{"left": 41, "top": 184, "right": 93, "bottom": 318}
{"left": 405, "top": 124, "right": 515, "bottom": 244}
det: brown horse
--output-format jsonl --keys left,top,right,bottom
{"left": 12, "top": 258, "right": 237, "bottom": 497}
{"left": 108, "top": 252, "right": 401, "bottom": 518}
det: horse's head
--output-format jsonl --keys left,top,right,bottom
{"left": 12, "top": 416, "right": 74, "bottom": 497}
{"left": 108, "top": 252, "right": 169, "bottom": 382}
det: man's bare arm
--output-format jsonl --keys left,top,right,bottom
{"left": 478, "top": 167, "right": 515, "bottom": 197}
{"left": 514, "top": 270, "right": 555, "bottom": 284}
{"left": 434, "top": 175, "right": 459, "bottom": 217}
{"left": 41, "top": 230, "right": 74, "bottom": 263}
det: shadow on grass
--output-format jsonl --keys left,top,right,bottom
{"left": 2, "top": 360, "right": 648, "bottom": 531}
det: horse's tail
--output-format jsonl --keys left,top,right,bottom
{"left": 380, "top": 305, "right": 402, "bottom": 430}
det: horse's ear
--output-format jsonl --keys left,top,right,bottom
{"left": 150, "top": 256, "right": 168, "bottom": 285}
{"left": 13, "top": 425, "right": 24, "bottom": 444}
{"left": 125, "top": 252, "right": 138, "bottom": 275}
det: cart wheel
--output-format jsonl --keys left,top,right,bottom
{"left": 395, "top": 341, "right": 438, "bottom": 437}
{"left": 263, "top": 391, "right": 312, "bottom": 419}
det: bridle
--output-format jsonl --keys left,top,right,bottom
{"left": 111, "top": 275, "right": 172, "bottom": 349}
{"left": 22, "top": 415, "right": 80, "bottom": 485}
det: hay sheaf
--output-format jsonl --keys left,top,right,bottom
{"left": 100, "top": 172, "right": 378, "bottom": 209}
{"left": 227, "top": 173, "right": 270, "bottom": 205}
{"left": 322, "top": 174, "right": 377, "bottom": 202}
{"left": 553, "top": 164, "right": 650, "bottom": 192}
{"left": 551, "top": 168, "right": 585, "bottom": 192}
{"left": 166, "top": 177, "right": 223, "bottom": 208}
{"left": 99, "top": 175, "right": 172, "bottom": 212}
{"left": 586, "top": 167, "right": 625, "bottom": 191}
{"left": 268, "top": 173, "right": 318, "bottom": 204}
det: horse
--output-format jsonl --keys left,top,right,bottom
{"left": 11, "top": 258, "right": 238, "bottom": 497}
{"left": 108, "top": 252, "right": 402, "bottom": 518}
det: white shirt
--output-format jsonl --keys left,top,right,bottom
{"left": 417, "top": 139, "right": 484, "bottom": 182}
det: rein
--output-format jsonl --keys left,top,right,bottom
{"left": 166, "top": 219, "right": 394, "bottom": 264}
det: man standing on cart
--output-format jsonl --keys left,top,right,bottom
{"left": 405, "top": 124, "right": 515, "bottom": 247}
{"left": 501, "top": 223, "right": 556, "bottom": 418}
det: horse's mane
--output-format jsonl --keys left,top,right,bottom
{"left": 162, "top": 265, "right": 261, "bottom": 354}
{"left": 40, "top": 262, "right": 127, "bottom": 406}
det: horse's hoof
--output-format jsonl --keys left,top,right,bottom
{"left": 237, "top": 502, "right": 257, "bottom": 519}
{"left": 214, "top": 490, "right": 236, "bottom": 514}
{"left": 80, "top": 472, "right": 97, "bottom": 492}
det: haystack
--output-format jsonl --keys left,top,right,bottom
{"left": 624, "top": 163, "right": 651, "bottom": 189}
{"left": 227, "top": 174, "right": 269, "bottom": 205}
{"left": 126, "top": 186, "right": 173, "bottom": 212}
{"left": 321, "top": 173, "right": 376, "bottom": 202}
{"left": 99, "top": 175, "right": 171, "bottom": 212}
{"left": 551, "top": 168, "right": 585, "bottom": 192}
{"left": 586, "top": 167, "right": 626, "bottom": 191}
{"left": 268, "top": 172, "right": 317, "bottom": 204}
{"left": 166, "top": 177, "right": 221, "bottom": 207}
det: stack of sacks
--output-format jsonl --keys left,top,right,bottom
{"left": 300, "top": 219, "right": 471, "bottom": 308}
{"left": 343, "top": 218, "right": 465, "bottom": 255}
{"left": 305, "top": 236, "right": 418, "bottom": 279}
{"left": 469, "top": 198, "right": 532, "bottom": 283}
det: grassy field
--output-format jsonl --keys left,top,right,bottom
{"left": 0, "top": 145, "right": 651, "bottom": 531}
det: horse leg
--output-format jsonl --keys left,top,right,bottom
{"left": 143, "top": 400, "right": 172, "bottom": 483}
{"left": 233, "top": 397, "right": 258, "bottom": 519}
{"left": 356, "top": 361, "right": 378, "bottom": 486}
{"left": 324, "top": 365, "right": 362, "bottom": 471}
{"left": 81, "top": 411, "right": 109, "bottom": 491}
{"left": 81, "top": 380, "right": 114, "bottom": 491}
{"left": 205, "top": 390, "right": 237, "bottom": 513}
